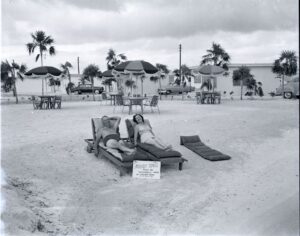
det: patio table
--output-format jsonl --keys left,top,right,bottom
{"left": 126, "top": 97, "right": 147, "bottom": 115}
{"left": 109, "top": 93, "right": 121, "bottom": 105}
{"left": 38, "top": 95, "right": 56, "bottom": 109}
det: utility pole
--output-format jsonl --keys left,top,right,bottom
{"left": 77, "top": 57, "right": 80, "bottom": 75}
{"left": 179, "top": 44, "right": 182, "bottom": 84}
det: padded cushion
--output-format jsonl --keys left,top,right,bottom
{"left": 181, "top": 135, "right": 231, "bottom": 161}
{"left": 138, "top": 143, "right": 182, "bottom": 158}
{"left": 180, "top": 135, "right": 201, "bottom": 145}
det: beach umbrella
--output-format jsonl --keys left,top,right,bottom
{"left": 25, "top": 66, "right": 62, "bottom": 95}
{"left": 193, "top": 65, "right": 225, "bottom": 91}
{"left": 113, "top": 60, "right": 158, "bottom": 96}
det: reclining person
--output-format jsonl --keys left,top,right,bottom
{"left": 94, "top": 116, "right": 136, "bottom": 155}
{"left": 133, "top": 114, "right": 172, "bottom": 150}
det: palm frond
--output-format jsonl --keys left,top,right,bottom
{"left": 35, "top": 30, "right": 46, "bottom": 42}
{"left": 49, "top": 46, "right": 56, "bottom": 55}
{"left": 20, "top": 64, "right": 27, "bottom": 73}
{"left": 12, "top": 62, "right": 20, "bottom": 69}
{"left": 35, "top": 54, "right": 40, "bottom": 62}
{"left": 26, "top": 43, "right": 36, "bottom": 54}
{"left": 17, "top": 72, "right": 25, "bottom": 81}
{"left": 43, "top": 36, "right": 54, "bottom": 45}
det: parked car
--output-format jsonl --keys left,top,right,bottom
{"left": 275, "top": 75, "right": 299, "bottom": 99}
{"left": 70, "top": 83, "right": 104, "bottom": 94}
{"left": 158, "top": 85, "right": 195, "bottom": 95}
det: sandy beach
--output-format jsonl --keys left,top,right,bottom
{"left": 1, "top": 98, "right": 299, "bottom": 235}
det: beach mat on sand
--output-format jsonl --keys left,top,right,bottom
{"left": 180, "top": 135, "right": 231, "bottom": 161}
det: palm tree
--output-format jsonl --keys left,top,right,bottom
{"left": 232, "top": 65, "right": 253, "bottom": 100}
{"left": 26, "top": 30, "right": 56, "bottom": 66}
{"left": 82, "top": 64, "right": 102, "bottom": 101}
{"left": 272, "top": 50, "right": 298, "bottom": 98}
{"left": 1, "top": 60, "right": 27, "bottom": 104}
{"left": 61, "top": 61, "right": 73, "bottom": 94}
{"left": 106, "top": 48, "right": 127, "bottom": 70}
{"left": 201, "top": 42, "right": 231, "bottom": 75}
{"left": 155, "top": 63, "right": 170, "bottom": 99}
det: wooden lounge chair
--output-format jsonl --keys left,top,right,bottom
{"left": 125, "top": 119, "right": 187, "bottom": 171}
{"left": 84, "top": 117, "right": 151, "bottom": 176}
{"left": 180, "top": 135, "right": 231, "bottom": 161}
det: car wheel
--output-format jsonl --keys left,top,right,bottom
{"left": 78, "top": 91, "right": 82, "bottom": 95}
{"left": 95, "top": 90, "right": 100, "bottom": 94}
{"left": 167, "top": 90, "right": 172, "bottom": 95}
{"left": 284, "top": 92, "right": 292, "bottom": 99}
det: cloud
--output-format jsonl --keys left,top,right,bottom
{"left": 2, "top": 0, "right": 298, "bottom": 45}
{"left": 1, "top": 0, "right": 298, "bottom": 72}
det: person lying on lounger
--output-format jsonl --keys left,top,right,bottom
{"left": 94, "top": 116, "right": 135, "bottom": 155}
{"left": 133, "top": 114, "right": 172, "bottom": 150}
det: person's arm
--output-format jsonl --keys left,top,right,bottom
{"left": 111, "top": 117, "right": 121, "bottom": 131}
{"left": 94, "top": 128, "right": 103, "bottom": 153}
{"left": 134, "top": 125, "right": 139, "bottom": 146}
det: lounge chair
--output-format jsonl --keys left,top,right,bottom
{"left": 84, "top": 117, "right": 151, "bottom": 176}
{"left": 180, "top": 135, "right": 231, "bottom": 161}
{"left": 125, "top": 119, "right": 187, "bottom": 170}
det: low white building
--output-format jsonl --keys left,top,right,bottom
{"left": 14, "top": 63, "right": 284, "bottom": 96}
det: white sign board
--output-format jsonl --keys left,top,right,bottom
{"left": 132, "top": 161, "right": 161, "bottom": 179}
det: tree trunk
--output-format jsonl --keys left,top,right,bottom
{"left": 40, "top": 48, "right": 44, "bottom": 95}
{"left": 91, "top": 77, "right": 95, "bottom": 101}
{"left": 13, "top": 82, "right": 18, "bottom": 104}
{"left": 282, "top": 75, "right": 285, "bottom": 98}
{"left": 159, "top": 76, "right": 162, "bottom": 100}
{"left": 240, "top": 79, "right": 243, "bottom": 100}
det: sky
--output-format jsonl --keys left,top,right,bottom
{"left": 1, "top": 0, "right": 299, "bottom": 73}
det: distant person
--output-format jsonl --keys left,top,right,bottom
{"left": 133, "top": 114, "right": 172, "bottom": 150}
{"left": 257, "top": 82, "right": 264, "bottom": 98}
{"left": 94, "top": 116, "right": 135, "bottom": 155}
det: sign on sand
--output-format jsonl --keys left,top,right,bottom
{"left": 132, "top": 161, "right": 161, "bottom": 179}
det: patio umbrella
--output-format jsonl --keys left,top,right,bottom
{"left": 25, "top": 66, "right": 62, "bottom": 95}
{"left": 113, "top": 60, "right": 158, "bottom": 96}
{"left": 193, "top": 64, "right": 225, "bottom": 91}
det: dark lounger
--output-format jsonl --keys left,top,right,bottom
{"left": 180, "top": 135, "right": 231, "bottom": 161}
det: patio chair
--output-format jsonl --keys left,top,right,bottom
{"left": 113, "top": 95, "right": 130, "bottom": 113}
{"left": 100, "top": 92, "right": 109, "bottom": 105}
{"left": 51, "top": 96, "right": 62, "bottom": 109}
{"left": 84, "top": 117, "right": 151, "bottom": 176}
{"left": 125, "top": 119, "right": 187, "bottom": 171}
{"left": 143, "top": 95, "right": 160, "bottom": 114}
{"left": 180, "top": 135, "right": 231, "bottom": 161}
{"left": 31, "top": 96, "right": 41, "bottom": 109}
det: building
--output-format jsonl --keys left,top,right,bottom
{"left": 14, "top": 63, "right": 284, "bottom": 96}
{"left": 190, "top": 63, "right": 283, "bottom": 95}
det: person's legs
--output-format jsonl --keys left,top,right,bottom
{"left": 143, "top": 137, "right": 172, "bottom": 150}
{"left": 106, "top": 139, "right": 135, "bottom": 155}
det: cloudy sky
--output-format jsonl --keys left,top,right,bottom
{"left": 1, "top": 0, "right": 299, "bottom": 73}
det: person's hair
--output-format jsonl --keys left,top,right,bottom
{"left": 133, "top": 114, "right": 144, "bottom": 124}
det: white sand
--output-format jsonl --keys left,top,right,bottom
{"left": 1, "top": 98, "right": 299, "bottom": 235}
